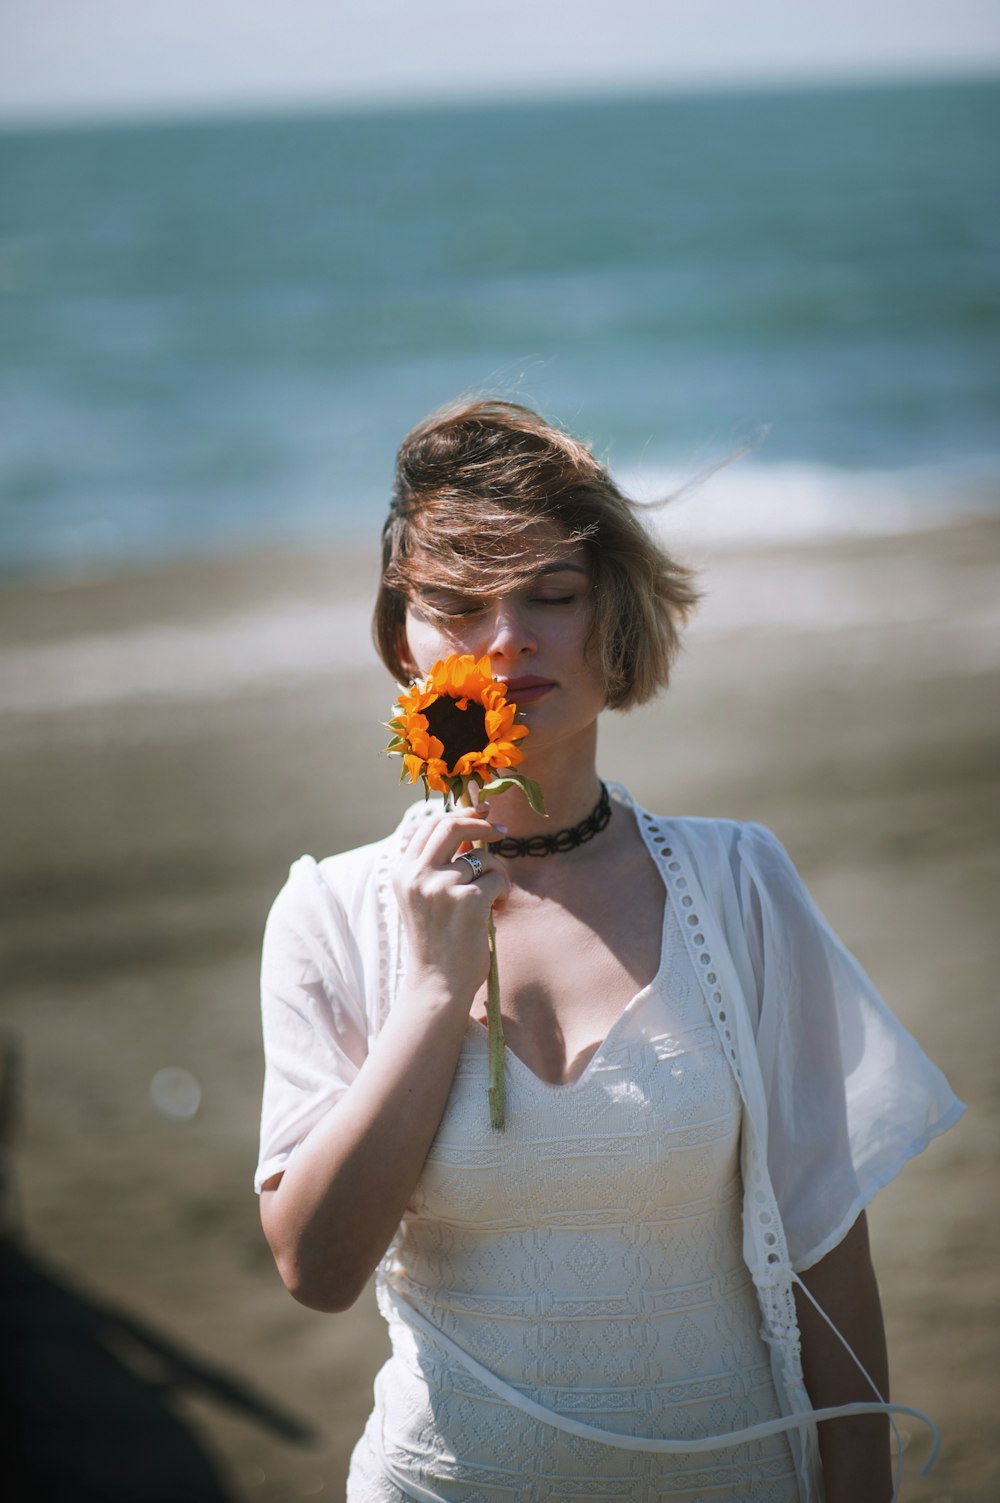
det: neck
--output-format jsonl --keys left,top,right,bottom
{"left": 477, "top": 732, "right": 603, "bottom": 837}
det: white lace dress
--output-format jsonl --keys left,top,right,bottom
{"left": 346, "top": 902, "right": 799, "bottom": 1502}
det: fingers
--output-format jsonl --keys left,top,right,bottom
{"left": 449, "top": 849, "right": 506, "bottom": 899}
{"left": 398, "top": 805, "right": 510, "bottom": 911}
{"left": 405, "top": 803, "right": 505, "bottom": 865}
{"left": 396, "top": 801, "right": 512, "bottom": 918}
{"left": 393, "top": 807, "right": 510, "bottom": 995}
{"left": 450, "top": 865, "right": 508, "bottom": 916}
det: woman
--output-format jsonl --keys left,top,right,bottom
{"left": 256, "top": 401, "right": 964, "bottom": 1502}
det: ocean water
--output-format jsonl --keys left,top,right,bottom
{"left": 1, "top": 77, "right": 998, "bottom": 577}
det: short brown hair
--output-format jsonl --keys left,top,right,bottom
{"left": 373, "top": 399, "right": 699, "bottom": 710}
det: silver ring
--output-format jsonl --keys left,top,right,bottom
{"left": 456, "top": 853, "right": 485, "bottom": 881}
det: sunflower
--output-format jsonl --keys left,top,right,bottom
{"left": 387, "top": 654, "right": 530, "bottom": 800}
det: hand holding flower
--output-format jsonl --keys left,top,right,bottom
{"left": 391, "top": 805, "right": 509, "bottom": 1009}
{"left": 385, "top": 654, "right": 546, "bottom": 1128}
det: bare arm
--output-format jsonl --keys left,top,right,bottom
{"left": 794, "top": 1211, "right": 893, "bottom": 1502}
{"left": 260, "top": 805, "right": 508, "bottom": 1313}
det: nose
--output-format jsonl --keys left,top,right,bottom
{"left": 483, "top": 598, "right": 536, "bottom": 662}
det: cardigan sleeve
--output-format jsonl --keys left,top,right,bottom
{"left": 735, "top": 823, "right": 965, "bottom": 1272}
{"left": 254, "top": 855, "right": 370, "bottom": 1192}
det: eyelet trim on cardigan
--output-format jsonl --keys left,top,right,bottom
{"left": 373, "top": 846, "right": 395, "bottom": 1031}
{"left": 646, "top": 820, "right": 746, "bottom": 1089}
{"left": 619, "top": 787, "right": 818, "bottom": 1495}
{"left": 637, "top": 800, "right": 803, "bottom": 1287}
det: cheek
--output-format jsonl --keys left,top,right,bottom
{"left": 562, "top": 606, "right": 600, "bottom": 670}
{"left": 402, "top": 611, "right": 452, "bottom": 675}
{"left": 573, "top": 614, "right": 607, "bottom": 699}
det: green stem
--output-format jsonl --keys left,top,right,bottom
{"left": 461, "top": 783, "right": 506, "bottom": 1131}
{"left": 486, "top": 913, "right": 505, "bottom": 1131}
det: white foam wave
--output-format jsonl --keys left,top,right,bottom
{"left": 617, "top": 458, "right": 999, "bottom": 547}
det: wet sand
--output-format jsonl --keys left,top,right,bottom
{"left": 1, "top": 518, "right": 997, "bottom": 1500}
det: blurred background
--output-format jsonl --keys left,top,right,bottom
{"left": 1, "top": 3, "right": 998, "bottom": 1499}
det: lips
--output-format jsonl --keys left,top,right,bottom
{"left": 501, "top": 676, "right": 554, "bottom": 704}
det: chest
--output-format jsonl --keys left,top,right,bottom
{"left": 468, "top": 855, "right": 667, "bottom": 1086}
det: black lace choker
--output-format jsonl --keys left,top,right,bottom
{"left": 488, "top": 783, "right": 612, "bottom": 859}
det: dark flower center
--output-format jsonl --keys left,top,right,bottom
{"left": 424, "top": 694, "right": 488, "bottom": 764}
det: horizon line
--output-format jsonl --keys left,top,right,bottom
{"left": 2, "top": 61, "right": 998, "bottom": 134}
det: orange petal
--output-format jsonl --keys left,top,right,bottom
{"left": 425, "top": 760, "right": 449, "bottom": 794}
{"left": 483, "top": 707, "right": 508, "bottom": 739}
{"left": 414, "top": 731, "right": 444, "bottom": 760}
{"left": 403, "top": 754, "right": 425, "bottom": 784}
{"left": 426, "top": 661, "right": 449, "bottom": 696}
{"left": 455, "top": 657, "right": 480, "bottom": 697}
{"left": 486, "top": 705, "right": 528, "bottom": 743}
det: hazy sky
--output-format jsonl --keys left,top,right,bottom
{"left": 4, "top": 0, "right": 1000, "bottom": 122}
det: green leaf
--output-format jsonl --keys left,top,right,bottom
{"left": 447, "top": 775, "right": 471, "bottom": 806}
{"left": 478, "top": 772, "right": 548, "bottom": 816}
{"left": 385, "top": 735, "right": 406, "bottom": 752}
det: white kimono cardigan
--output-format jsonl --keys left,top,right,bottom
{"left": 256, "top": 786, "right": 965, "bottom": 1501}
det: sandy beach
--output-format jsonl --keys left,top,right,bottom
{"left": 1, "top": 516, "right": 997, "bottom": 1501}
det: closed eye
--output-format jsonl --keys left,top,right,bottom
{"left": 412, "top": 592, "right": 484, "bottom": 619}
{"left": 441, "top": 603, "right": 485, "bottom": 619}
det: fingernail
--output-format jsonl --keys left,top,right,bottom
{"left": 493, "top": 823, "right": 508, "bottom": 834}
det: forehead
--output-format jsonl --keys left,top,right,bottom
{"left": 403, "top": 525, "right": 590, "bottom": 598}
